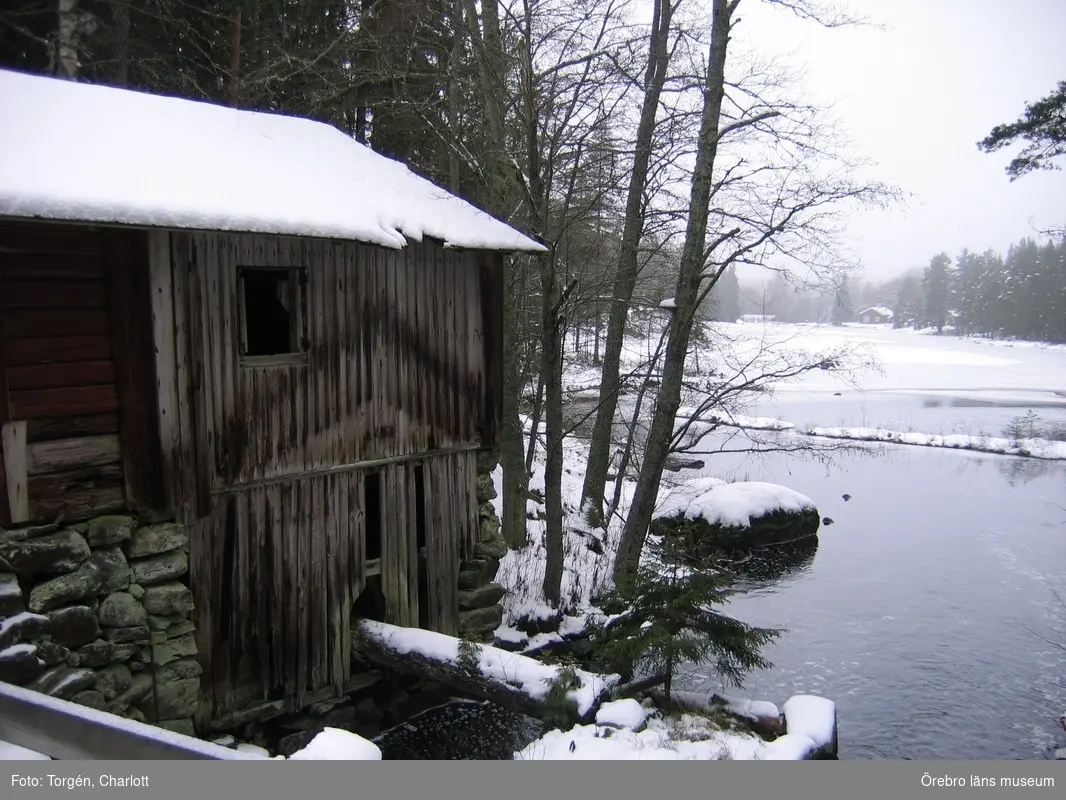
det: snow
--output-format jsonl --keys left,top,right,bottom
{"left": 713, "top": 693, "right": 781, "bottom": 722}
{"left": 782, "top": 695, "right": 836, "bottom": 750}
{"left": 516, "top": 712, "right": 807, "bottom": 760}
{"left": 0, "top": 642, "right": 41, "bottom": 661}
{"left": 656, "top": 480, "right": 816, "bottom": 527}
{"left": 805, "top": 427, "right": 1066, "bottom": 460}
{"left": 594, "top": 699, "right": 649, "bottom": 730}
{"left": 658, "top": 298, "right": 677, "bottom": 309}
{"left": 358, "top": 619, "right": 618, "bottom": 717}
{"left": 234, "top": 743, "right": 272, "bottom": 758}
{"left": 0, "top": 69, "right": 545, "bottom": 254}
{"left": 0, "top": 741, "right": 52, "bottom": 760}
{"left": 0, "top": 611, "right": 47, "bottom": 641}
{"left": 287, "top": 728, "right": 382, "bottom": 761}
{"left": 760, "top": 733, "right": 819, "bottom": 760}
{"left": 676, "top": 407, "right": 795, "bottom": 433}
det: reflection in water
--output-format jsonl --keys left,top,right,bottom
{"left": 726, "top": 535, "right": 820, "bottom": 587}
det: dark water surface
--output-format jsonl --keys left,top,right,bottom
{"left": 677, "top": 442, "right": 1066, "bottom": 760}
{"left": 374, "top": 700, "right": 544, "bottom": 760}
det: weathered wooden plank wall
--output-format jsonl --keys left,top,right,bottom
{"left": 168, "top": 231, "right": 488, "bottom": 496}
{"left": 167, "top": 231, "right": 493, "bottom": 714}
{"left": 0, "top": 223, "right": 125, "bottom": 523}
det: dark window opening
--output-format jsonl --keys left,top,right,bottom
{"left": 353, "top": 575, "right": 387, "bottom": 623}
{"left": 414, "top": 464, "right": 429, "bottom": 629}
{"left": 240, "top": 268, "right": 306, "bottom": 357}
{"left": 365, "top": 471, "right": 382, "bottom": 562}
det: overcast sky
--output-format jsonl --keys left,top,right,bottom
{"left": 732, "top": 0, "right": 1066, "bottom": 284}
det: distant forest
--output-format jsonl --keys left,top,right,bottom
{"left": 729, "top": 235, "right": 1066, "bottom": 344}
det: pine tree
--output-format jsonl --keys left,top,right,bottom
{"left": 922, "top": 253, "right": 954, "bottom": 333}
{"left": 595, "top": 534, "right": 781, "bottom": 702}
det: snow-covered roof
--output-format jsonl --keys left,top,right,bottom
{"left": 0, "top": 69, "right": 545, "bottom": 253}
{"left": 859, "top": 306, "right": 894, "bottom": 317}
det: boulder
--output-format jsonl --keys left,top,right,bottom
{"left": 151, "top": 633, "right": 198, "bottom": 666}
{"left": 108, "top": 672, "right": 153, "bottom": 715}
{"left": 27, "top": 666, "right": 96, "bottom": 700}
{"left": 76, "top": 640, "right": 114, "bottom": 668}
{"left": 141, "top": 581, "right": 194, "bottom": 616}
{"left": 28, "top": 548, "right": 130, "bottom": 612}
{"left": 458, "top": 558, "right": 499, "bottom": 591}
{"left": 154, "top": 656, "right": 202, "bottom": 683}
{"left": 49, "top": 606, "right": 100, "bottom": 648}
{"left": 0, "top": 572, "right": 25, "bottom": 616}
{"left": 85, "top": 516, "right": 136, "bottom": 547}
{"left": 0, "top": 643, "right": 46, "bottom": 684}
{"left": 0, "top": 530, "right": 90, "bottom": 578}
{"left": 94, "top": 663, "right": 134, "bottom": 700}
{"left": 151, "top": 677, "right": 200, "bottom": 719}
{"left": 650, "top": 480, "right": 820, "bottom": 561}
{"left": 124, "top": 523, "right": 188, "bottom": 559}
{"left": 35, "top": 640, "right": 69, "bottom": 667}
{"left": 458, "top": 604, "right": 503, "bottom": 638}
{"left": 71, "top": 690, "right": 108, "bottom": 710}
{"left": 0, "top": 610, "right": 49, "bottom": 649}
{"left": 98, "top": 592, "right": 147, "bottom": 628}
{"left": 104, "top": 625, "right": 150, "bottom": 644}
{"left": 458, "top": 583, "right": 505, "bottom": 611}
{"left": 130, "top": 550, "right": 188, "bottom": 586}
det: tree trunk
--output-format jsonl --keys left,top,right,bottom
{"left": 614, "top": 0, "right": 734, "bottom": 581}
{"left": 463, "top": 0, "right": 531, "bottom": 551}
{"left": 56, "top": 0, "right": 79, "bottom": 79}
{"left": 227, "top": 6, "right": 243, "bottom": 107}
{"left": 352, "top": 620, "right": 612, "bottom": 725}
{"left": 112, "top": 0, "right": 130, "bottom": 86}
{"left": 524, "top": 372, "right": 545, "bottom": 474}
{"left": 581, "top": 0, "right": 675, "bottom": 521}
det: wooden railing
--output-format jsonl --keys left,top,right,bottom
{"left": 0, "top": 681, "right": 254, "bottom": 760}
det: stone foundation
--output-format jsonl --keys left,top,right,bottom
{"left": 457, "top": 449, "right": 507, "bottom": 643}
{"left": 0, "top": 516, "right": 200, "bottom": 736}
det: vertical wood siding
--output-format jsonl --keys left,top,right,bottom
{"left": 166, "top": 231, "right": 493, "bottom": 715}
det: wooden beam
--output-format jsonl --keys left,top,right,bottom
{"left": 2, "top": 420, "right": 28, "bottom": 523}
{"left": 148, "top": 229, "right": 179, "bottom": 515}
{"left": 478, "top": 252, "right": 505, "bottom": 450}
{"left": 26, "top": 434, "right": 121, "bottom": 476}
{"left": 105, "top": 228, "right": 168, "bottom": 518}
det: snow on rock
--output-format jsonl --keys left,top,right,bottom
{"left": 782, "top": 695, "right": 837, "bottom": 753}
{"left": 656, "top": 480, "right": 816, "bottom": 528}
{"left": 0, "top": 70, "right": 545, "bottom": 254}
{"left": 234, "top": 743, "right": 272, "bottom": 758}
{"left": 594, "top": 699, "right": 649, "bottom": 730}
{"left": 358, "top": 620, "right": 618, "bottom": 717}
{"left": 288, "top": 728, "right": 382, "bottom": 761}
{"left": 759, "top": 734, "right": 819, "bottom": 760}
{"left": 0, "top": 740, "right": 52, "bottom": 760}
{"left": 516, "top": 713, "right": 788, "bottom": 761}
{"left": 659, "top": 298, "right": 677, "bottom": 309}
{"left": 805, "top": 426, "right": 1066, "bottom": 461}
{"left": 714, "top": 694, "right": 781, "bottom": 723}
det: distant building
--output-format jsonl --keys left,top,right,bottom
{"left": 737, "top": 314, "right": 776, "bottom": 324}
{"left": 858, "top": 306, "right": 894, "bottom": 324}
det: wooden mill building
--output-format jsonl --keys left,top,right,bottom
{"left": 0, "top": 68, "right": 543, "bottom": 724}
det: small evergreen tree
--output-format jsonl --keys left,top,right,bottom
{"left": 598, "top": 534, "right": 781, "bottom": 703}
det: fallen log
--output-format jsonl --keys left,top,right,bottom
{"left": 352, "top": 619, "right": 619, "bottom": 727}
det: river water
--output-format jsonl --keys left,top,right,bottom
{"left": 657, "top": 329, "right": 1066, "bottom": 760}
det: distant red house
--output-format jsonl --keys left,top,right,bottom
{"left": 858, "top": 307, "right": 894, "bottom": 324}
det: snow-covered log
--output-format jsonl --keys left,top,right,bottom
{"left": 352, "top": 620, "right": 619, "bottom": 725}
